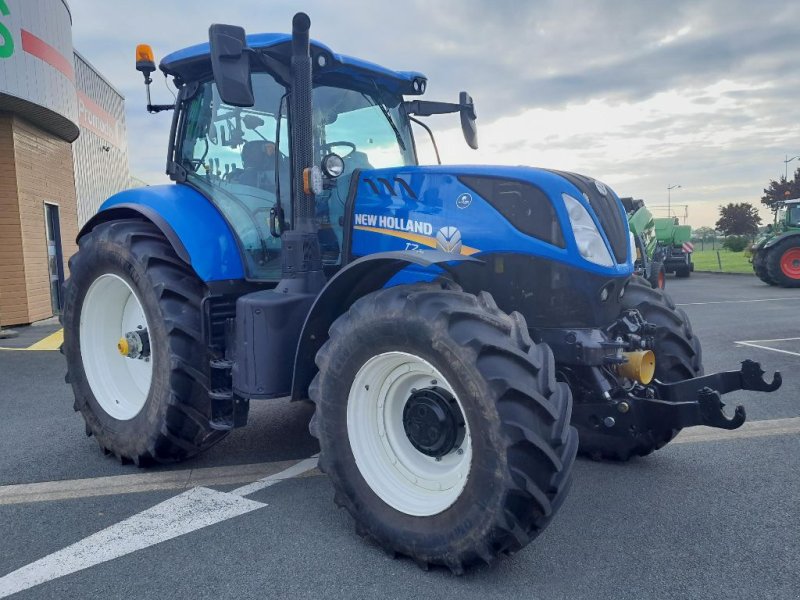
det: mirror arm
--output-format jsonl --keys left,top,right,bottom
{"left": 254, "top": 50, "right": 292, "bottom": 87}
{"left": 147, "top": 103, "right": 175, "bottom": 114}
{"left": 404, "top": 100, "right": 462, "bottom": 117}
{"left": 409, "top": 116, "right": 441, "bottom": 165}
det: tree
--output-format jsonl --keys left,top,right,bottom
{"left": 715, "top": 202, "right": 762, "bottom": 236}
{"left": 762, "top": 167, "right": 800, "bottom": 214}
{"left": 694, "top": 226, "right": 716, "bottom": 250}
{"left": 694, "top": 226, "right": 716, "bottom": 240}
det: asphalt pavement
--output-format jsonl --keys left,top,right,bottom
{"left": 0, "top": 272, "right": 798, "bottom": 599}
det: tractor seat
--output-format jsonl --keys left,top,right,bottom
{"left": 235, "top": 140, "right": 276, "bottom": 188}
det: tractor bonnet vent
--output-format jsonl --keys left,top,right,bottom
{"left": 363, "top": 176, "right": 418, "bottom": 200}
{"left": 550, "top": 170, "right": 629, "bottom": 263}
{"left": 458, "top": 176, "right": 565, "bottom": 248}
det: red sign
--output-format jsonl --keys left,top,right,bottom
{"left": 21, "top": 29, "right": 74, "bottom": 81}
{"left": 682, "top": 242, "right": 694, "bottom": 253}
{"left": 77, "top": 90, "right": 120, "bottom": 148}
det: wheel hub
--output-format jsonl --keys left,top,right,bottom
{"left": 117, "top": 328, "right": 150, "bottom": 360}
{"left": 780, "top": 248, "right": 800, "bottom": 279}
{"left": 402, "top": 387, "right": 465, "bottom": 458}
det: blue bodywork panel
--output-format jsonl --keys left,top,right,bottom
{"left": 349, "top": 165, "right": 633, "bottom": 281}
{"left": 160, "top": 33, "right": 426, "bottom": 96}
{"left": 96, "top": 185, "right": 244, "bottom": 281}
{"left": 88, "top": 167, "right": 631, "bottom": 286}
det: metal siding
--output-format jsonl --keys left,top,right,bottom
{"left": 72, "top": 53, "right": 130, "bottom": 227}
{"left": 0, "top": 0, "right": 78, "bottom": 138}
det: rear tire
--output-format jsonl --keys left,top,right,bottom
{"left": 309, "top": 282, "right": 577, "bottom": 572}
{"left": 675, "top": 262, "right": 691, "bottom": 278}
{"left": 647, "top": 261, "right": 666, "bottom": 289}
{"left": 62, "top": 219, "right": 227, "bottom": 465}
{"left": 753, "top": 250, "right": 777, "bottom": 285}
{"left": 765, "top": 238, "right": 800, "bottom": 287}
{"left": 576, "top": 277, "right": 702, "bottom": 460}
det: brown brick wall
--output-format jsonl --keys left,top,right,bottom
{"left": 0, "top": 114, "right": 78, "bottom": 326}
{"left": 0, "top": 114, "right": 26, "bottom": 326}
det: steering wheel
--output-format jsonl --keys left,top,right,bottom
{"left": 322, "top": 141, "right": 356, "bottom": 159}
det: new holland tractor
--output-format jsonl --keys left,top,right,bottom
{"left": 61, "top": 14, "right": 781, "bottom": 572}
{"left": 752, "top": 198, "right": 800, "bottom": 287}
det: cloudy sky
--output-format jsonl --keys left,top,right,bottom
{"left": 68, "top": 0, "right": 800, "bottom": 227}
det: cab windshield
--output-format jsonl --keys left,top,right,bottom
{"left": 178, "top": 72, "right": 415, "bottom": 280}
{"left": 779, "top": 204, "right": 800, "bottom": 228}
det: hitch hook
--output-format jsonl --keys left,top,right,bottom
{"left": 740, "top": 360, "right": 782, "bottom": 392}
{"left": 697, "top": 387, "right": 746, "bottom": 430}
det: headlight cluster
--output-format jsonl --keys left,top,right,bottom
{"left": 562, "top": 193, "right": 614, "bottom": 267}
{"left": 628, "top": 231, "right": 637, "bottom": 264}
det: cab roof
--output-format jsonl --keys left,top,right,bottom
{"left": 160, "top": 32, "right": 427, "bottom": 96}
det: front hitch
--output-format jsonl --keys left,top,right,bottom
{"left": 572, "top": 360, "right": 781, "bottom": 436}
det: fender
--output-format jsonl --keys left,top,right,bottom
{"left": 762, "top": 231, "right": 800, "bottom": 250}
{"left": 78, "top": 184, "right": 245, "bottom": 282}
{"left": 290, "top": 250, "right": 480, "bottom": 399}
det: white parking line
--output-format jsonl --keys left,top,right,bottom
{"left": 735, "top": 338, "right": 800, "bottom": 357}
{"left": 677, "top": 298, "right": 800, "bottom": 306}
{"left": 229, "top": 455, "right": 319, "bottom": 497}
{"left": 0, "top": 459, "right": 318, "bottom": 506}
{"left": 673, "top": 417, "right": 800, "bottom": 444}
{"left": 0, "top": 457, "right": 319, "bottom": 598}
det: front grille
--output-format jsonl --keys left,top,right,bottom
{"left": 550, "top": 170, "right": 629, "bottom": 263}
{"left": 458, "top": 175, "right": 565, "bottom": 248}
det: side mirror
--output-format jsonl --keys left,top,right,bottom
{"left": 459, "top": 91, "right": 478, "bottom": 150}
{"left": 209, "top": 24, "right": 254, "bottom": 107}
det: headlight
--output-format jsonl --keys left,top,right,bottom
{"left": 562, "top": 193, "right": 614, "bottom": 267}
{"left": 628, "top": 231, "right": 637, "bottom": 264}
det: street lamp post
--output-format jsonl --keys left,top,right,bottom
{"left": 784, "top": 155, "right": 799, "bottom": 181}
{"left": 667, "top": 184, "right": 681, "bottom": 218}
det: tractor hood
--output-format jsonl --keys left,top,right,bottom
{"left": 347, "top": 164, "right": 633, "bottom": 278}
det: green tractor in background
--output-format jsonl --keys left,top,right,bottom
{"left": 752, "top": 198, "right": 800, "bottom": 287}
{"left": 654, "top": 217, "right": 694, "bottom": 278}
{"left": 621, "top": 197, "right": 666, "bottom": 289}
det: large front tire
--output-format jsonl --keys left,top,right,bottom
{"left": 577, "top": 277, "right": 702, "bottom": 460}
{"left": 62, "top": 219, "right": 227, "bottom": 465}
{"left": 309, "top": 282, "right": 577, "bottom": 572}
{"left": 765, "top": 238, "right": 800, "bottom": 288}
{"left": 753, "top": 250, "right": 777, "bottom": 285}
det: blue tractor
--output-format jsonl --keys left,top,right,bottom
{"left": 62, "top": 14, "right": 781, "bottom": 572}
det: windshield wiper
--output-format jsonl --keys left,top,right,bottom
{"left": 367, "top": 82, "right": 406, "bottom": 152}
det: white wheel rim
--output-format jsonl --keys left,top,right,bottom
{"left": 347, "top": 352, "right": 472, "bottom": 517}
{"left": 79, "top": 273, "right": 153, "bottom": 421}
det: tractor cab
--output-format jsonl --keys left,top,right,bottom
{"left": 147, "top": 33, "right": 474, "bottom": 280}
{"left": 167, "top": 60, "right": 416, "bottom": 278}
{"left": 773, "top": 198, "right": 800, "bottom": 233}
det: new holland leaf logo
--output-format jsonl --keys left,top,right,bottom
{"left": 436, "top": 226, "right": 462, "bottom": 254}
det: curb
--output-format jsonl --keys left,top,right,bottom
{"left": 693, "top": 271, "right": 755, "bottom": 276}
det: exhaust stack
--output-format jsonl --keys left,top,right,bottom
{"left": 278, "top": 12, "right": 325, "bottom": 293}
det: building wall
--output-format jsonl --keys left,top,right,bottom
{"left": 0, "top": 1, "right": 130, "bottom": 326}
{"left": 0, "top": 0, "right": 78, "bottom": 141}
{"left": 14, "top": 115, "right": 77, "bottom": 322}
{"left": 0, "top": 113, "right": 77, "bottom": 326}
{"left": 73, "top": 52, "right": 129, "bottom": 227}
{"left": 0, "top": 114, "right": 25, "bottom": 326}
